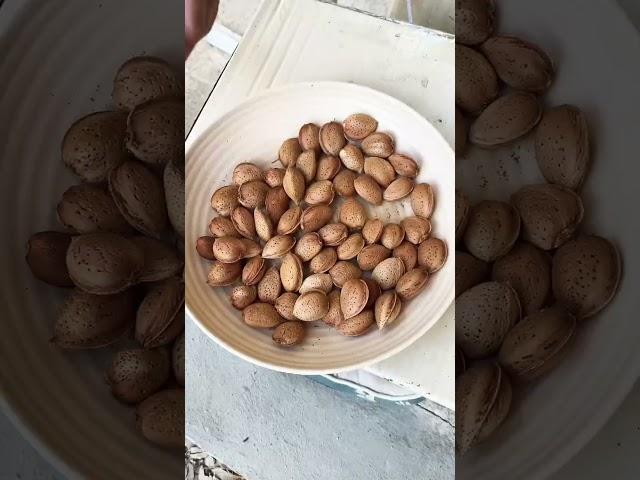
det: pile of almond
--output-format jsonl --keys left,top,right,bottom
{"left": 455, "top": 0, "right": 622, "bottom": 454}
{"left": 198, "top": 114, "right": 446, "bottom": 346}
{"left": 25, "top": 56, "right": 185, "bottom": 448}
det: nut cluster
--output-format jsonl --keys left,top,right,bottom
{"left": 455, "top": 0, "right": 622, "bottom": 454}
{"left": 25, "top": 56, "right": 185, "bottom": 448}
{"left": 198, "top": 114, "right": 446, "bottom": 346}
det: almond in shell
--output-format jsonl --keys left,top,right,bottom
{"left": 294, "top": 232, "right": 323, "bottom": 262}
{"left": 340, "top": 279, "right": 369, "bottom": 319}
{"left": 375, "top": 291, "right": 402, "bottom": 330}
{"left": 343, "top": 113, "right": 378, "bottom": 141}
{"left": 304, "top": 180, "right": 335, "bottom": 205}
{"left": 231, "top": 206, "right": 257, "bottom": 240}
{"left": 135, "top": 278, "right": 184, "bottom": 348}
{"left": 319, "top": 122, "right": 347, "bottom": 156}
{"left": 456, "top": 251, "right": 489, "bottom": 297}
{"left": 106, "top": 348, "right": 171, "bottom": 404}
{"left": 401, "top": 216, "right": 432, "bottom": 245}
{"left": 233, "top": 163, "right": 263, "bottom": 186}
{"left": 324, "top": 290, "right": 344, "bottom": 326}
{"left": 362, "top": 218, "right": 384, "bottom": 244}
{"left": 283, "top": 166, "right": 306, "bottom": 205}
{"left": 280, "top": 252, "right": 304, "bottom": 292}
{"left": 275, "top": 292, "right": 299, "bottom": 321}
{"left": 463, "top": 201, "right": 520, "bottom": 262}
{"left": 339, "top": 198, "right": 367, "bottom": 230}
{"left": 456, "top": 44, "right": 499, "bottom": 114}
{"left": 57, "top": 183, "right": 131, "bottom": 234}
{"left": 277, "top": 206, "right": 302, "bottom": 235}
{"left": 242, "top": 256, "right": 267, "bottom": 286}
{"left": 207, "top": 261, "right": 242, "bottom": 286}
{"left": 339, "top": 144, "right": 365, "bottom": 173}
{"left": 272, "top": 321, "right": 306, "bottom": 346}
{"left": 372, "top": 257, "right": 406, "bottom": 290}
{"left": 388, "top": 153, "right": 418, "bottom": 177}
{"left": 357, "top": 244, "right": 391, "bottom": 271}
{"left": 380, "top": 224, "right": 405, "bottom": 250}
{"left": 243, "top": 303, "right": 283, "bottom": 328}
{"left": 296, "top": 150, "right": 317, "bottom": 184}
{"left": 238, "top": 180, "right": 269, "bottom": 209}
{"left": 361, "top": 132, "right": 394, "bottom": 158}
{"left": 131, "top": 236, "right": 183, "bottom": 282}
{"left": 336, "top": 233, "right": 365, "bottom": 260}
{"left": 262, "top": 235, "right": 296, "bottom": 259}
{"left": 299, "top": 273, "right": 333, "bottom": 294}
{"left": 455, "top": 0, "right": 496, "bottom": 45}
{"left": 333, "top": 169, "right": 357, "bottom": 197}
{"left": 265, "top": 186, "right": 291, "bottom": 224}
{"left": 301, "top": 205, "right": 333, "bottom": 232}
{"left": 309, "top": 247, "right": 338, "bottom": 274}
{"left": 411, "top": 183, "right": 435, "bottom": 218}
{"left": 336, "top": 310, "right": 374, "bottom": 336}
{"left": 26, "top": 231, "right": 74, "bottom": 287}
{"left": 299, "top": 123, "right": 321, "bottom": 152}
{"left": 418, "top": 237, "right": 448, "bottom": 273}
{"left": 209, "top": 216, "right": 239, "bottom": 237}
{"left": 264, "top": 167, "right": 285, "bottom": 187}
{"left": 210, "top": 185, "right": 239, "bottom": 217}
{"left": 257, "top": 267, "right": 282, "bottom": 304}
{"left": 363, "top": 278, "right": 382, "bottom": 309}
{"left": 230, "top": 285, "right": 258, "bottom": 310}
{"left": 254, "top": 207, "right": 274, "bottom": 242}
{"left": 212, "top": 236, "right": 247, "bottom": 263}
{"left": 383, "top": 177, "right": 415, "bottom": 201}
{"left": 279, "top": 138, "right": 302, "bottom": 167}
{"left": 395, "top": 267, "right": 430, "bottom": 301}
{"left": 293, "top": 290, "right": 330, "bottom": 321}
{"left": 393, "top": 241, "right": 418, "bottom": 272}
{"left": 364, "top": 157, "right": 396, "bottom": 187}
{"left": 328, "top": 261, "right": 363, "bottom": 288}
{"left": 316, "top": 155, "right": 341, "bottom": 181}
{"left": 318, "top": 223, "right": 348, "bottom": 246}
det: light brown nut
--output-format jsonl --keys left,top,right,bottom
{"left": 481, "top": 36, "right": 554, "bottom": 92}
{"left": 492, "top": 243, "right": 551, "bottom": 316}
{"left": 107, "top": 348, "right": 170, "bottom": 404}
{"left": 417, "top": 237, "right": 448, "bottom": 273}
{"left": 26, "top": 231, "right": 74, "bottom": 287}
{"left": 240, "top": 239, "right": 262, "bottom": 258}
{"left": 336, "top": 310, "right": 374, "bottom": 336}
{"left": 357, "top": 244, "right": 391, "bottom": 271}
{"left": 470, "top": 92, "right": 542, "bottom": 148}
{"left": 262, "top": 235, "right": 296, "bottom": 259}
{"left": 336, "top": 233, "right": 365, "bottom": 260}
{"left": 363, "top": 278, "right": 382, "bottom": 309}
{"left": 212, "top": 236, "right": 246, "bottom": 263}
{"left": 132, "top": 237, "right": 183, "bottom": 282}
{"left": 362, "top": 218, "right": 384, "bottom": 244}
{"left": 455, "top": 189, "right": 471, "bottom": 243}
{"left": 209, "top": 216, "right": 239, "bottom": 237}
{"left": 511, "top": 184, "right": 583, "bottom": 251}
{"left": 52, "top": 289, "right": 136, "bottom": 348}
{"left": 309, "top": 247, "right": 338, "bottom": 274}
{"left": 135, "top": 278, "right": 184, "bottom": 348}
{"left": 293, "top": 290, "right": 330, "bottom": 321}
{"left": 361, "top": 132, "right": 395, "bottom": 158}
{"left": 383, "top": 177, "right": 415, "bottom": 201}
{"left": 265, "top": 186, "right": 291, "bottom": 224}
{"left": 456, "top": 108, "right": 468, "bottom": 156}
{"left": 401, "top": 216, "right": 432, "bottom": 245}
{"left": 343, "top": 113, "right": 378, "bottom": 141}
{"left": 304, "top": 180, "right": 335, "bottom": 205}
{"left": 552, "top": 235, "right": 621, "bottom": 319}
{"left": 243, "top": 302, "right": 284, "bottom": 328}
{"left": 354, "top": 174, "right": 383, "bottom": 205}
{"left": 294, "top": 232, "right": 324, "bottom": 262}
{"left": 207, "top": 261, "right": 242, "bottom": 287}
{"left": 264, "top": 167, "right": 286, "bottom": 188}
{"left": 126, "top": 98, "right": 183, "bottom": 166}
{"left": 275, "top": 292, "right": 300, "bottom": 321}
{"left": 280, "top": 252, "right": 304, "bottom": 292}
{"left": 339, "top": 144, "right": 365, "bottom": 173}
{"left": 299, "top": 123, "right": 321, "bottom": 152}
{"left": 279, "top": 138, "right": 302, "bottom": 167}
{"left": 242, "top": 256, "right": 267, "bottom": 286}
{"left": 393, "top": 241, "right": 418, "bottom": 272}
{"left": 257, "top": 267, "right": 282, "bottom": 304}
{"left": 388, "top": 153, "right": 418, "bottom": 177}
{"left": 455, "top": 0, "right": 495, "bottom": 45}
{"left": 296, "top": 150, "right": 318, "bottom": 184}
{"left": 535, "top": 105, "right": 590, "bottom": 190}
{"left": 301, "top": 205, "right": 334, "bottom": 232}
{"left": 254, "top": 207, "right": 274, "bottom": 242}
{"left": 455, "top": 44, "right": 499, "bottom": 114}
{"left": 316, "top": 155, "right": 341, "bottom": 181}
{"left": 411, "top": 183, "right": 435, "bottom": 218}
{"left": 364, "top": 157, "right": 396, "bottom": 187}
{"left": 231, "top": 206, "right": 257, "bottom": 240}
{"left": 66, "top": 233, "right": 144, "bottom": 294}
{"left": 135, "top": 389, "right": 184, "bottom": 448}
{"left": 324, "top": 290, "right": 344, "bottom": 327}
{"left": 456, "top": 251, "right": 489, "bottom": 297}
{"left": 318, "top": 223, "right": 349, "bottom": 246}
{"left": 375, "top": 291, "right": 402, "bottom": 330}
{"left": 395, "top": 267, "right": 430, "bottom": 301}
{"left": 109, "top": 160, "right": 169, "bottom": 238}
{"left": 333, "top": 169, "right": 357, "bottom": 197}
{"left": 233, "top": 162, "right": 263, "bottom": 186}
{"left": 463, "top": 201, "right": 520, "bottom": 262}
{"left": 380, "top": 224, "right": 405, "bottom": 250}
{"left": 238, "top": 180, "right": 269, "bottom": 209}
{"left": 339, "top": 197, "right": 368, "bottom": 230}
{"left": 112, "top": 56, "right": 182, "bottom": 110}
{"left": 372, "top": 257, "right": 406, "bottom": 290}
{"left": 455, "top": 363, "right": 511, "bottom": 455}
{"left": 299, "top": 273, "right": 333, "bottom": 295}
{"left": 340, "top": 279, "right": 369, "bottom": 319}
{"left": 320, "top": 121, "right": 347, "bottom": 156}
{"left": 328, "top": 261, "right": 363, "bottom": 288}
{"left": 210, "top": 185, "right": 239, "bottom": 217}
{"left": 273, "top": 321, "right": 306, "bottom": 346}
{"left": 456, "top": 281, "right": 521, "bottom": 359}
{"left": 230, "top": 285, "right": 257, "bottom": 310}
{"left": 276, "top": 206, "right": 302, "bottom": 236}
{"left": 57, "top": 183, "right": 131, "bottom": 234}
{"left": 498, "top": 305, "right": 576, "bottom": 382}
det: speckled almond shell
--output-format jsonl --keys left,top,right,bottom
{"left": 470, "top": 92, "right": 542, "bottom": 147}
{"left": 253, "top": 207, "right": 274, "bottom": 242}
{"left": 315, "top": 155, "right": 341, "bottom": 181}
{"left": 380, "top": 224, "right": 405, "bottom": 250}
{"left": 278, "top": 138, "right": 302, "bottom": 167}
{"left": 26, "top": 231, "right": 74, "bottom": 287}
{"left": 135, "top": 277, "right": 184, "bottom": 348}
{"left": 131, "top": 236, "right": 183, "bottom": 282}
{"left": 263, "top": 167, "right": 286, "bottom": 188}
{"left": 309, "top": 247, "right": 338, "bottom": 274}
{"left": 492, "top": 242, "right": 551, "bottom": 316}
{"left": 552, "top": 235, "right": 621, "bottom": 319}
{"left": 417, "top": 237, "right": 448, "bottom": 273}
{"left": 333, "top": 169, "right": 357, "bottom": 197}
{"left": 401, "top": 216, "right": 432, "bottom": 245}
{"left": 257, "top": 267, "right": 282, "bottom": 304}
{"left": 66, "top": 233, "right": 144, "bottom": 294}
{"left": 324, "top": 290, "right": 344, "bottom": 327}
{"left": 106, "top": 348, "right": 171, "bottom": 404}
{"left": 304, "top": 180, "right": 335, "bottom": 205}
{"left": 383, "top": 176, "right": 415, "bottom": 202}
{"left": 293, "top": 290, "right": 330, "bottom": 322}
{"left": 126, "top": 97, "right": 183, "bottom": 166}
{"left": 109, "top": 160, "right": 169, "bottom": 238}
{"left": 231, "top": 205, "right": 257, "bottom": 240}
{"left": 242, "top": 302, "right": 284, "bottom": 328}
{"left": 463, "top": 200, "right": 520, "bottom": 262}
{"left": 456, "top": 281, "right": 521, "bottom": 359}
{"left": 62, "top": 111, "right": 129, "bottom": 183}
{"left": 232, "top": 162, "right": 263, "bottom": 186}
{"left": 361, "top": 132, "right": 395, "bottom": 158}
{"left": 300, "top": 205, "right": 333, "bottom": 232}
{"left": 481, "top": 36, "right": 554, "bottom": 92}
{"left": 318, "top": 223, "right": 349, "bottom": 246}
{"left": 388, "top": 153, "right": 418, "bottom": 177}
{"left": 362, "top": 218, "right": 384, "bottom": 244}
{"left": 206, "top": 261, "right": 242, "bottom": 287}
{"left": 57, "top": 183, "right": 131, "bottom": 234}
{"left": 511, "top": 184, "right": 583, "bottom": 251}
{"left": 410, "top": 183, "right": 435, "bottom": 219}
{"left": 296, "top": 150, "right": 318, "bottom": 184}
{"left": 319, "top": 122, "right": 347, "bottom": 156}
{"left": 455, "top": 44, "right": 499, "bottom": 114}
{"left": 364, "top": 156, "right": 396, "bottom": 187}
{"left": 272, "top": 321, "right": 306, "bottom": 346}
{"left": 112, "top": 56, "right": 182, "bottom": 111}
{"left": 372, "top": 257, "right": 406, "bottom": 290}
{"left": 336, "top": 233, "right": 365, "bottom": 260}
{"left": 238, "top": 180, "right": 270, "bottom": 209}
{"left": 455, "top": 0, "right": 496, "bottom": 45}
{"left": 298, "top": 123, "right": 321, "bottom": 152}
{"left": 262, "top": 235, "right": 296, "bottom": 259}
{"left": 339, "top": 144, "right": 365, "bottom": 173}
{"left": 277, "top": 206, "right": 303, "bottom": 236}
{"left": 208, "top": 216, "right": 239, "bottom": 238}
{"left": 210, "top": 185, "right": 239, "bottom": 217}
{"left": 299, "top": 273, "right": 333, "bottom": 295}
{"left": 328, "top": 261, "right": 363, "bottom": 288}
{"left": 265, "top": 186, "right": 291, "bottom": 224}
{"left": 230, "top": 285, "right": 257, "bottom": 310}
{"left": 374, "top": 291, "right": 402, "bottom": 330}
{"left": 456, "top": 251, "right": 489, "bottom": 297}
{"left": 212, "top": 236, "right": 246, "bottom": 263}
{"left": 52, "top": 288, "right": 137, "bottom": 349}
{"left": 294, "top": 232, "right": 323, "bottom": 262}
{"left": 280, "top": 252, "right": 304, "bottom": 292}
{"left": 356, "top": 244, "right": 391, "bottom": 271}
{"left": 395, "top": 267, "right": 430, "bottom": 300}
{"left": 135, "top": 389, "right": 185, "bottom": 448}
{"left": 343, "top": 113, "right": 378, "bottom": 141}
{"left": 392, "top": 241, "right": 418, "bottom": 272}
{"left": 274, "top": 292, "right": 299, "bottom": 321}
{"left": 336, "top": 310, "right": 375, "bottom": 336}
{"left": 283, "top": 166, "right": 306, "bottom": 205}
{"left": 340, "top": 279, "right": 369, "bottom": 319}
{"left": 354, "top": 174, "right": 383, "bottom": 205}
{"left": 339, "top": 198, "right": 367, "bottom": 230}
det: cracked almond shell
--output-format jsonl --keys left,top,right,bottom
{"left": 106, "top": 348, "right": 171, "bottom": 404}
{"left": 463, "top": 200, "right": 520, "bottom": 262}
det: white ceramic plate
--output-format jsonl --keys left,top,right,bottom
{"left": 186, "top": 82, "right": 455, "bottom": 374}
{"left": 457, "top": 0, "right": 640, "bottom": 478}
{"left": 0, "top": 1, "right": 182, "bottom": 478}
